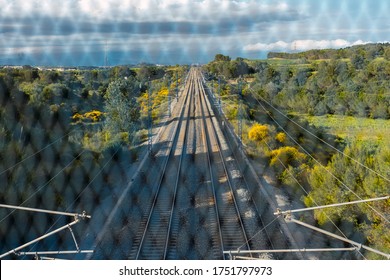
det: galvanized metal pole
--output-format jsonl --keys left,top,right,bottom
{"left": 288, "top": 217, "right": 390, "bottom": 259}
{"left": 212, "top": 80, "right": 215, "bottom": 99}
{"left": 176, "top": 71, "right": 179, "bottom": 99}
{"left": 224, "top": 247, "right": 357, "bottom": 256}
{"left": 274, "top": 196, "right": 390, "bottom": 216}
{"left": 218, "top": 77, "right": 222, "bottom": 114}
{"left": 168, "top": 78, "right": 171, "bottom": 118}
{"left": 238, "top": 79, "right": 243, "bottom": 147}
{"left": 148, "top": 79, "right": 153, "bottom": 154}
{"left": 17, "top": 250, "right": 94, "bottom": 256}
{"left": 0, "top": 204, "right": 91, "bottom": 219}
{"left": 68, "top": 225, "right": 80, "bottom": 251}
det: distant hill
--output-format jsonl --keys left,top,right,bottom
{"left": 267, "top": 43, "right": 390, "bottom": 60}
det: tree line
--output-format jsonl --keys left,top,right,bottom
{"left": 268, "top": 43, "right": 390, "bottom": 61}
{"left": 256, "top": 49, "right": 390, "bottom": 119}
{"left": 0, "top": 64, "right": 188, "bottom": 255}
{"left": 204, "top": 44, "right": 390, "bottom": 258}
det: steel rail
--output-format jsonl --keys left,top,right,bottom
{"left": 196, "top": 69, "right": 251, "bottom": 257}
{"left": 194, "top": 68, "right": 225, "bottom": 259}
{"left": 135, "top": 69, "right": 195, "bottom": 259}
{"left": 97, "top": 70, "right": 189, "bottom": 260}
{"left": 162, "top": 71, "right": 195, "bottom": 259}
{"left": 201, "top": 74, "right": 281, "bottom": 255}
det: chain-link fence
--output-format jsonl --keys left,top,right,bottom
{"left": 1, "top": 0, "right": 390, "bottom": 261}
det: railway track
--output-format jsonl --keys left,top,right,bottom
{"left": 128, "top": 69, "right": 195, "bottom": 259}
{"left": 195, "top": 70, "right": 252, "bottom": 257}
{"left": 198, "top": 72, "right": 277, "bottom": 256}
{"left": 126, "top": 67, "right": 272, "bottom": 259}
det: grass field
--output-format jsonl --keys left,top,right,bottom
{"left": 298, "top": 114, "right": 390, "bottom": 146}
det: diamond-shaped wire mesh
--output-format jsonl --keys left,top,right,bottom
{"left": 1, "top": 0, "right": 389, "bottom": 260}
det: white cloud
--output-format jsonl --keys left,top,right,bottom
{"left": 243, "top": 41, "right": 289, "bottom": 51}
{"left": 243, "top": 39, "right": 373, "bottom": 52}
{"left": 0, "top": 0, "right": 297, "bottom": 22}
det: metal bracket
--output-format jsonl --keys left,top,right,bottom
{"left": 68, "top": 225, "right": 80, "bottom": 252}
{"left": 0, "top": 204, "right": 92, "bottom": 259}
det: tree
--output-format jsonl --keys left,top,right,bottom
{"left": 110, "top": 66, "right": 136, "bottom": 79}
{"left": 42, "top": 83, "right": 70, "bottom": 104}
{"left": 19, "top": 81, "right": 44, "bottom": 105}
{"left": 264, "top": 82, "right": 278, "bottom": 100}
{"left": 22, "top": 66, "right": 39, "bottom": 82}
{"left": 295, "top": 68, "right": 311, "bottom": 87}
{"left": 253, "top": 61, "right": 268, "bottom": 73}
{"left": 214, "top": 54, "right": 231, "bottom": 62}
{"left": 305, "top": 142, "right": 390, "bottom": 244}
{"left": 384, "top": 47, "right": 390, "bottom": 60}
{"left": 229, "top": 60, "right": 250, "bottom": 77}
{"left": 104, "top": 78, "right": 140, "bottom": 141}
{"left": 351, "top": 51, "right": 367, "bottom": 70}
{"left": 39, "top": 70, "right": 60, "bottom": 84}
{"left": 316, "top": 61, "right": 337, "bottom": 90}
{"left": 137, "top": 65, "right": 165, "bottom": 82}
{"left": 335, "top": 60, "right": 351, "bottom": 84}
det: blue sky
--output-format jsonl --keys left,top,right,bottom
{"left": 0, "top": 0, "right": 389, "bottom": 66}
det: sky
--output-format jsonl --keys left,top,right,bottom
{"left": 0, "top": 0, "right": 389, "bottom": 66}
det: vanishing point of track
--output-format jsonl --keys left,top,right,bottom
{"left": 125, "top": 68, "right": 272, "bottom": 260}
